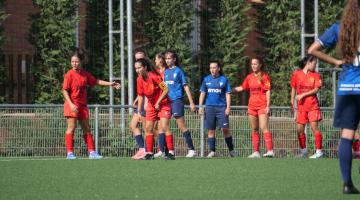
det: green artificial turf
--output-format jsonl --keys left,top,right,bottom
{"left": 0, "top": 158, "right": 359, "bottom": 200}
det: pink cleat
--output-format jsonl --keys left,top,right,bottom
{"left": 132, "top": 148, "right": 146, "bottom": 160}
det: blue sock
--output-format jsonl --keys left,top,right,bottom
{"left": 225, "top": 136, "right": 234, "bottom": 151}
{"left": 338, "top": 138, "right": 353, "bottom": 183}
{"left": 208, "top": 137, "right": 216, "bottom": 152}
{"left": 183, "top": 130, "right": 194, "bottom": 150}
{"left": 158, "top": 133, "right": 165, "bottom": 152}
{"left": 134, "top": 135, "right": 144, "bottom": 148}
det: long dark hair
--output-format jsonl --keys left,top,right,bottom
{"left": 209, "top": 60, "right": 223, "bottom": 75}
{"left": 251, "top": 57, "right": 265, "bottom": 81}
{"left": 155, "top": 52, "right": 168, "bottom": 69}
{"left": 71, "top": 49, "right": 85, "bottom": 63}
{"left": 299, "top": 55, "right": 316, "bottom": 69}
{"left": 165, "top": 50, "right": 181, "bottom": 66}
{"left": 135, "top": 58, "right": 159, "bottom": 75}
{"left": 337, "top": 0, "right": 360, "bottom": 63}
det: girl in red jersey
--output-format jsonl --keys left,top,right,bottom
{"left": 234, "top": 57, "right": 274, "bottom": 158}
{"left": 62, "top": 51, "right": 120, "bottom": 159}
{"left": 290, "top": 55, "right": 323, "bottom": 159}
{"left": 135, "top": 58, "right": 174, "bottom": 160}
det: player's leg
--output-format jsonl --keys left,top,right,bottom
{"left": 159, "top": 117, "right": 175, "bottom": 160}
{"left": 129, "top": 113, "right": 145, "bottom": 159}
{"left": 309, "top": 112, "right": 323, "bottom": 159}
{"left": 65, "top": 117, "right": 77, "bottom": 159}
{"left": 296, "top": 123, "right": 307, "bottom": 157}
{"left": 259, "top": 112, "right": 274, "bottom": 157}
{"left": 205, "top": 106, "right": 216, "bottom": 158}
{"left": 248, "top": 112, "right": 260, "bottom": 158}
{"left": 218, "top": 107, "right": 236, "bottom": 157}
{"left": 352, "top": 133, "right": 360, "bottom": 158}
{"left": 79, "top": 118, "right": 102, "bottom": 159}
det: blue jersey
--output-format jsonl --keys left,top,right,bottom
{"left": 318, "top": 22, "right": 360, "bottom": 95}
{"left": 200, "top": 75, "right": 231, "bottom": 106}
{"left": 164, "top": 66, "right": 187, "bottom": 101}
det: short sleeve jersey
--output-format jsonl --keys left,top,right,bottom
{"left": 318, "top": 22, "right": 360, "bottom": 95}
{"left": 241, "top": 72, "right": 271, "bottom": 109}
{"left": 137, "top": 71, "right": 170, "bottom": 107}
{"left": 62, "top": 69, "right": 97, "bottom": 106}
{"left": 164, "top": 66, "right": 187, "bottom": 101}
{"left": 290, "top": 70, "right": 322, "bottom": 111}
{"left": 200, "top": 75, "right": 231, "bottom": 106}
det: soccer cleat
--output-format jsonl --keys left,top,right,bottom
{"left": 165, "top": 153, "right": 176, "bottom": 160}
{"left": 343, "top": 182, "right": 360, "bottom": 194}
{"left": 263, "top": 150, "right": 274, "bottom": 158}
{"left": 186, "top": 150, "right": 197, "bottom": 158}
{"left": 66, "top": 152, "right": 77, "bottom": 160}
{"left": 309, "top": 150, "right": 323, "bottom": 159}
{"left": 154, "top": 151, "right": 165, "bottom": 158}
{"left": 132, "top": 148, "right": 146, "bottom": 160}
{"left": 229, "top": 150, "right": 238, "bottom": 157}
{"left": 144, "top": 153, "right": 154, "bottom": 160}
{"left": 89, "top": 151, "right": 103, "bottom": 159}
{"left": 206, "top": 151, "right": 215, "bottom": 158}
{"left": 248, "top": 151, "right": 261, "bottom": 158}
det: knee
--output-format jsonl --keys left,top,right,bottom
{"left": 208, "top": 130, "right": 215, "bottom": 137}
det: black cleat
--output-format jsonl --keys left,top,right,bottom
{"left": 165, "top": 153, "right": 176, "bottom": 160}
{"left": 343, "top": 182, "right": 360, "bottom": 194}
{"left": 144, "top": 153, "right": 154, "bottom": 160}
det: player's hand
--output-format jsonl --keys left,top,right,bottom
{"left": 233, "top": 86, "right": 241, "bottom": 92}
{"left": 334, "top": 59, "right": 344, "bottom": 68}
{"left": 290, "top": 104, "right": 294, "bottom": 113}
{"left": 155, "top": 103, "right": 160, "bottom": 111}
{"left": 199, "top": 107, "right": 204, "bottom": 115}
{"left": 111, "top": 82, "right": 121, "bottom": 89}
{"left": 70, "top": 103, "right": 78, "bottom": 113}
{"left": 190, "top": 103, "right": 196, "bottom": 112}
{"left": 136, "top": 113, "right": 142, "bottom": 122}
{"left": 296, "top": 94, "right": 304, "bottom": 101}
{"left": 264, "top": 106, "right": 270, "bottom": 115}
{"left": 225, "top": 107, "right": 231, "bottom": 116}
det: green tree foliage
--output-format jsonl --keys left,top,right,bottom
{"left": 29, "top": 0, "right": 78, "bottom": 103}
{"left": 208, "top": 0, "right": 252, "bottom": 104}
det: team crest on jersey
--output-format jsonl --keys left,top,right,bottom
{"left": 309, "top": 77, "right": 314, "bottom": 83}
{"left": 265, "top": 81, "right": 270, "bottom": 87}
{"left": 219, "top": 82, "right": 223, "bottom": 87}
{"left": 173, "top": 73, "right": 177, "bottom": 78}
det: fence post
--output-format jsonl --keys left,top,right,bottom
{"left": 200, "top": 113, "right": 205, "bottom": 157}
{"left": 95, "top": 106, "right": 99, "bottom": 152}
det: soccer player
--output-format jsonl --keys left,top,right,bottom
{"left": 199, "top": 61, "right": 237, "bottom": 158}
{"left": 159, "top": 50, "right": 197, "bottom": 158}
{"left": 135, "top": 58, "right": 175, "bottom": 160}
{"left": 290, "top": 55, "right": 323, "bottom": 159}
{"left": 233, "top": 57, "right": 274, "bottom": 158}
{"left": 62, "top": 50, "right": 120, "bottom": 159}
{"left": 308, "top": 0, "right": 360, "bottom": 194}
{"left": 353, "top": 133, "right": 360, "bottom": 158}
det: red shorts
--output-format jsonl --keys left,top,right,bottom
{"left": 64, "top": 103, "right": 89, "bottom": 120}
{"left": 296, "top": 110, "right": 322, "bottom": 124}
{"left": 248, "top": 108, "right": 267, "bottom": 117}
{"left": 145, "top": 104, "right": 171, "bottom": 121}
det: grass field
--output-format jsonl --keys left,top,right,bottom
{"left": 0, "top": 158, "right": 359, "bottom": 200}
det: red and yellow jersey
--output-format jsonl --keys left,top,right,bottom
{"left": 137, "top": 71, "right": 170, "bottom": 107}
{"left": 241, "top": 72, "right": 271, "bottom": 109}
{"left": 62, "top": 69, "right": 97, "bottom": 106}
{"left": 290, "top": 69, "right": 322, "bottom": 111}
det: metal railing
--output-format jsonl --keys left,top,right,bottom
{"left": 0, "top": 104, "right": 345, "bottom": 158}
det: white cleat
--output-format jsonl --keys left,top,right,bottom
{"left": 309, "top": 150, "right": 323, "bottom": 159}
{"left": 229, "top": 150, "right": 238, "bottom": 157}
{"left": 248, "top": 151, "right": 261, "bottom": 158}
{"left": 186, "top": 150, "right": 197, "bottom": 158}
{"left": 206, "top": 151, "right": 215, "bottom": 158}
{"left": 263, "top": 150, "right": 274, "bottom": 158}
{"left": 154, "top": 151, "right": 165, "bottom": 158}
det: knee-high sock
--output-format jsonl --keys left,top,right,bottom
{"left": 165, "top": 134, "right": 174, "bottom": 151}
{"left": 314, "top": 131, "right": 322, "bottom": 150}
{"left": 225, "top": 136, "right": 234, "bottom": 151}
{"left": 264, "top": 132, "right": 273, "bottom": 151}
{"left": 252, "top": 132, "right": 260, "bottom": 152}
{"left": 183, "top": 130, "right": 195, "bottom": 150}
{"left": 134, "top": 134, "right": 144, "bottom": 148}
{"left": 83, "top": 133, "right": 95, "bottom": 152}
{"left": 145, "top": 134, "right": 154, "bottom": 153}
{"left": 158, "top": 133, "right": 165, "bottom": 152}
{"left": 338, "top": 138, "right": 353, "bottom": 183}
{"left": 65, "top": 133, "right": 74, "bottom": 153}
{"left": 208, "top": 137, "right": 216, "bottom": 152}
{"left": 352, "top": 140, "right": 360, "bottom": 152}
{"left": 298, "top": 133, "right": 306, "bottom": 149}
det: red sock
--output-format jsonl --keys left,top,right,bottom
{"left": 83, "top": 133, "right": 95, "bottom": 152}
{"left": 314, "top": 131, "right": 322, "bottom": 150}
{"left": 352, "top": 140, "right": 360, "bottom": 152}
{"left": 145, "top": 134, "right": 154, "bottom": 153}
{"left": 264, "top": 132, "right": 273, "bottom": 151}
{"left": 65, "top": 133, "right": 74, "bottom": 153}
{"left": 252, "top": 132, "right": 260, "bottom": 152}
{"left": 165, "top": 134, "right": 174, "bottom": 151}
{"left": 298, "top": 133, "right": 306, "bottom": 149}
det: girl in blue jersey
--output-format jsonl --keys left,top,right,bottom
{"left": 199, "top": 61, "right": 237, "bottom": 158}
{"left": 308, "top": 0, "right": 360, "bottom": 194}
{"left": 155, "top": 50, "right": 197, "bottom": 158}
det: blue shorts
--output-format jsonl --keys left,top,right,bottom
{"left": 334, "top": 95, "right": 360, "bottom": 130}
{"left": 204, "top": 106, "right": 229, "bottom": 130}
{"left": 171, "top": 99, "right": 184, "bottom": 117}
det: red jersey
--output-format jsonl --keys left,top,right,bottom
{"left": 137, "top": 71, "right": 170, "bottom": 107}
{"left": 290, "top": 70, "right": 322, "bottom": 111}
{"left": 62, "top": 69, "right": 97, "bottom": 106}
{"left": 241, "top": 72, "right": 271, "bottom": 109}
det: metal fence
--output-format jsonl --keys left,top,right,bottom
{"left": 0, "top": 104, "right": 346, "bottom": 158}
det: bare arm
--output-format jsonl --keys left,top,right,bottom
{"left": 97, "top": 80, "right": 121, "bottom": 89}
{"left": 225, "top": 93, "right": 231, "bottom": 116}
{"left": 154, "top": 82, "right": 169, "bottom": 110}
{"left": 296, "top": 88, "right": 320, "bottom": 101}
{"left": 290, "top": 88, "right": 296, "bottom": 108}
{"left": 233, "top": 86, "right": 244, "bottom": 93}
{"left": 265, "top": 90, "right": 271, "bottom": 114}
{"left": 62, "top": 89, "right": 78, "bottom": 112}
{"left": 198, "top": 92, "right": 206, "bottom": 115}
{"left": 308, "top": 41, "right": 343, "bottom": 67}
{"left": 137, "top": 95, "right": 144, "bottom": 122}
{"left": 184, "top": 85, "right": 196, "bottom": 112}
